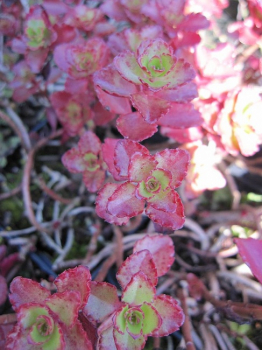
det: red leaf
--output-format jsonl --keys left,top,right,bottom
{"left": 116, "top": 112, "right": 158, "bottom": 142}
{"left": 107, "top": 182, "right": 145, "bottom": 218}
{"left": 151, "top": 295, "right": 184, "bottom": 336}
{"left": 130, "top": 93, "right": 170, "bottom": 124}
{"left": 54, "top": 266, "right": 91, "bottom": 307}
{"left": 95, "top": 86, "right": 132, "bottom": 114}
{"left": 146, "top": 193, "right": 185, "bottom": 230}
{"left": 116, "top": 250, "right": 158, "bottom": 289}
{"left": 9, "top": 277, "right": 50, "bottom": 311}
{"left": 155, "top": 149, "right": 190, "bottom": 188}
{"left": 63, "top": 320, "right": 93, "bottom": 350}
{"left": 83, "top": 281, "right": 122, "bottom": 324}
{"left": 0, "top": 275, "right": 7, "bottom": 306}
{"left": 158, "top": 103, "right": 203, "bottom": 129}
{"left": 235, "top": 238, "right": 262, "bottom": 285}
{"left": 93, "top": 64, "right": 138, "bottom": 97}
{"left": 114, "top": 140, "right": 149, "bottom": 178}
{"left": 133, "top": 234, "right": 175, "bottom": 276}
{"left": 96, "top": 184, "right": 130, "bottom": 225}
{"left": 101, "top": 139, "right": 124, "bottom": 181}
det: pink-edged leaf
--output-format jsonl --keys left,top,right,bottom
{"left": 62, "top": 148, "right": 85, "bottom": 174}
{"left": 46, "top": 291, "right": 81, "bottom": 327}
{"left": 54, "top": 266, "right": 91, "bottom": 307}
{"left": 147, "top": 188, "right": 178, "bottom": 213}
{"left": 158, "top": 103, "right": 203, "bottom": 129}
{"left": 128, "top": 153, "right": 157, "bottom": 182}
{"left": 0, "top": 252, "right": 20, "bottom": 277}
{"left": 140, "top": 303, "right": 162, "bottom": 335}
{"left": 146, "top": 194, "right": 185, "bottom": 230}
{"left": 93, "top": 64, "right": 138, "bottom": 97}
{"left": 187, "top": 273, "right": 205, "bottom": 300}
{"left": 93, "top": 101, "right": 116, "bottom": 126}
{"left": 114, "top": 140, "right": 149, "bottom": 178}
{"left": 25, "top": 48, "right": 49, "bottom": 73}
{"left": 95, "top": 86, "right": 132, "bottom": 114}
{"left": 116, "top": 112, "right": 158, "bottom": 142}
{"left": 130, "top": 93, "right": 170, "bottom": 124}
{"left": 78, "top": 313, "right": 98, "bottom": 349}
{"left": 122, "top": 271, "right": 156, "bottom": 306}
{"left": 98, "top": 324, "right": 117, "bottom": 350}
{"left": 0, "top": 324, "right": 15, "bottom": 350}
{"left": 133, "top": 234, "right": 175, "bottom": 277}
{"left": 155, "top": 149, "right": 190, "bottom": 188}
{"left": 151, "top": 295, "right": 185, "bottom": 336}
{"left": 63, "top": 320, "right": 93, "bottom": 350}
{"left": 235, "top": 238, "right": 262, "bottom": 285}
{"left": 83, "top": 281, "right": 122, "bottom": 324}
{"left": 101, "top": 138, "right": 123, "bottom": 181}
{"left": 155, "top": 82, "right": 198, "bottom": 102}
{"left": 17, "top": 304, "right": 65, "bottom": 350}
{"left": 113, "top": 327, "right": 146, "bottom": 350}
{"left": 96, "top": 184, "right": 130, "bottom": 225}
{"left": 161, "top": 126, "right": 203, "bottom": 143}
{"left": 116, "top": 250, "right": 158, "bottom": 289}
{"left": 114, "top": 51, "right": 144, "bottom": 85}
{"left": 6, "top": 321, "right": 65, "bottom": 350}
{"left": 83, "top": 169, "right": 105, "bottom": 193}
{"left": 177, "top": 13, "right": 210, "bottom": 31}
{"left": 9, "top": 277, "right": 50, "bottom": 311}
{"left": 0, "top": 275, "right": 7, "bottom": 306}
{"left": 78, "top": 131, "right": 101, "bottom": 155}
{"left": 107, "top": 182, "right": 145, "bottom": 218}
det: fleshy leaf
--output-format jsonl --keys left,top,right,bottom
{"left": 158, "top": 103, "right": 203, "bottom": 129}
{"left": 113, "top": 328, "right": 146, "bottom": 350}
{"left": 114, "top": 140, "right": 149, "bottom": 178}
{"left": 97, "top": 324, "right": 116, "bottom": 350}
{"left": 83, "top": 169, "right": 105, "bottom": 193}
{"left": 235, "top": 238, "right": 262, "bottom": 285}
{"left": 78, "top": 131, "right": 101, "bottom": 155}
{"left": 102, "top": 139, "right": 124, "bottom": 181}
{"left": 95, "top": 86, "right": 132, "bottom": 114}
{"left": 128, "top": 153, "right": 157, "bottom": 182}
{"left": 130, "top": 93, "right": 170, "bottom": 124}
{"left": 147, "top": 187, "right": 178, "bottom": 212}
{"left": 155, "top": 149, "right": 190, "bottom": 188}
{"left": 62, "top": 148, "right": 85, "bottom": 173}
{"left": 140, "top": 303, "right": 161, "bottom": 335}
{"left": 83, "top": 281, "right": 122, "bottom": 324}
{"left": 133, "top": 234, "right": 175, "bottom": 277}
{"left": 0, "top": 276, "right": 7, "bottom": 306}
{"left": 121, "top": 272, "right": 155, "bottom": 306}
{"left": 114, "top": 51, "right": 144, "bottom": 84}
{"left": 116, "top": 250, "right": 158, "bottom": 289}
{"left": 146, "top": 194, "right": 185, "bottom": 230}
{"left": 96, "top": 184, "right": 130, "bottom": 225}
{"left": 9, "top": 277, "right": 50, "bottom": 311}
{"left": 54, "top": 266, "right": 91, "bottom": 307}
{"left": 107, "top": 182, "right": 145, "bottom": 218}
{"left": 46, "top": 291, "right": 81, "bottom": 327}
{"left": 63, "top": 320, "right": 93, "bottom": 350}
{"left": 151, "top": 295, "right": 185, "bottom": 336}
{"left": 93, "top": 64, "right": 138, "bottom": 97}
{"left": 116, "top": 112, "right": 158, "bottom": 142}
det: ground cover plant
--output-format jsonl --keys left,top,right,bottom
{"left": 0, "top": 0, "right": 262, "bottom": 349}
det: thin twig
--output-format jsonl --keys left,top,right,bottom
{"left": 22, "top": 129, "right": 63, "bottom": 233}
{"left": 177, "top": 287, "right": 196, "bottom": 350}
{"left": 0, "top": 184, "right": 22, "bottom": 201}
{"left": 0, "top": 108, "right": 31, "bottom": 152}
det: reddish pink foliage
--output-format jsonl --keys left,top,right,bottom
{"left": 62, "top": 131, "right": 106, "bottom": 192}
{"left": 6, "top": 266, "right": 93, "bottom": 350}
{"left": 97, "top": 139, "right": 189, "bottom": 229}
{"left": 235, "top": 238, "right": 262, "bottom": 285}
